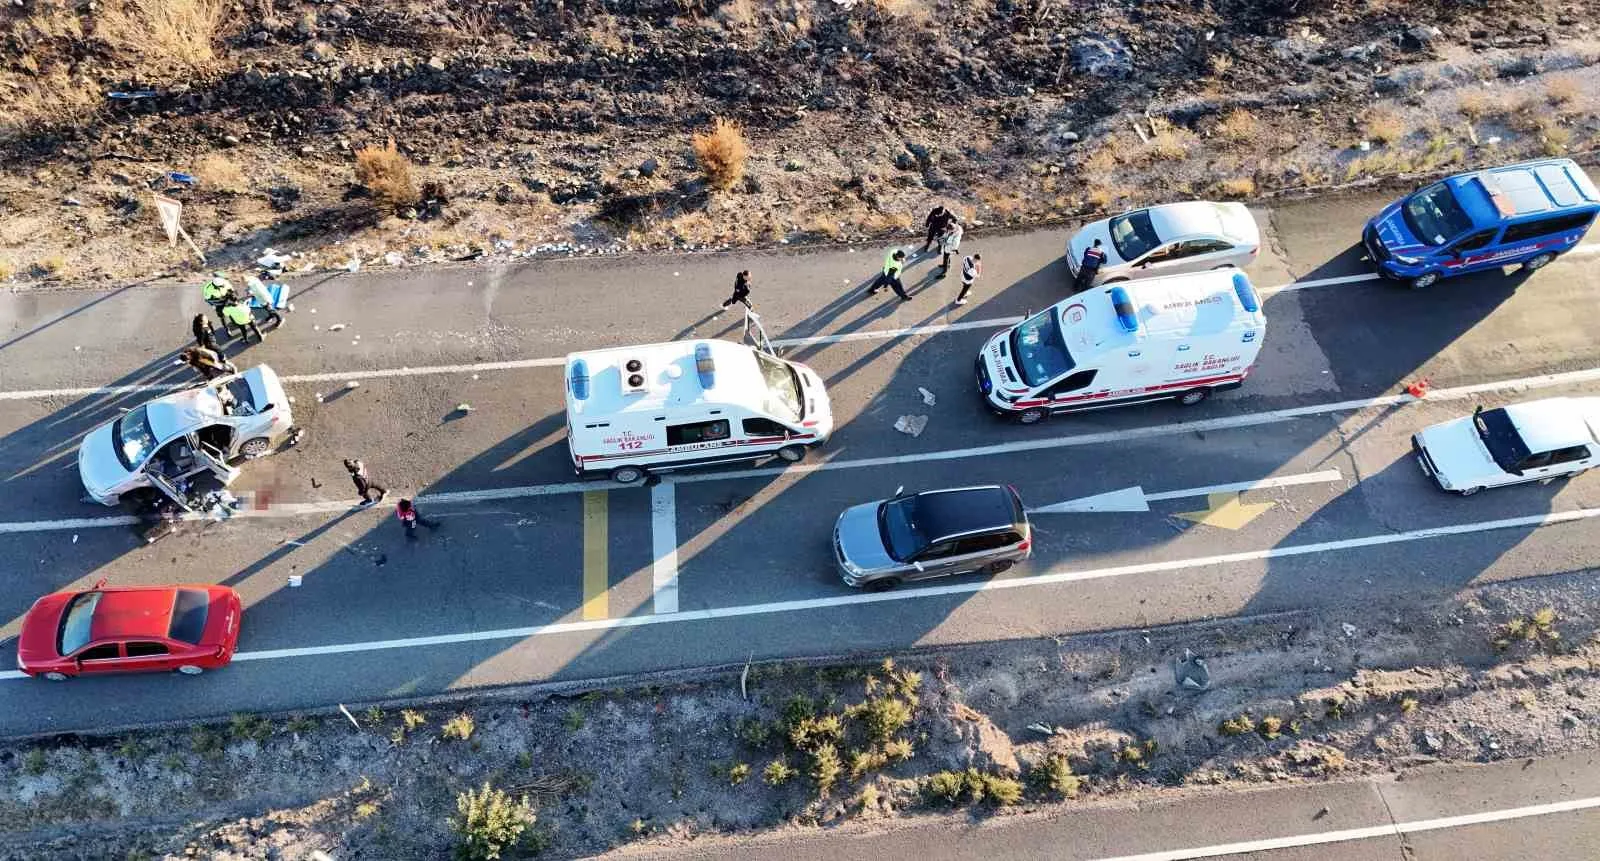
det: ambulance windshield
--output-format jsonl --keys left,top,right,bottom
{"left": 1011, "top": 308, "right": 1075, "bottom": 388}
{"left": 756, "top": 352, "right": 803, "bottom": 422}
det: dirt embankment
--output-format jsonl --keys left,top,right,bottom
{"left": 4, "top": 574, "right": 1600, "bottom": 859}
{"left": 3, "top": 0, "right": 1599, "bottom": 285}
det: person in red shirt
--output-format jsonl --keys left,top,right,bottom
{"left": 395, "top": 498, "right": 439, "bottom": 541}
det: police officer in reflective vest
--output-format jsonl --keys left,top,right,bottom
{"left": 201, "top": 272, "right": 236, "bottom": 327}
{"left": 220, "top": 295, "right": 262, "bottom": 343}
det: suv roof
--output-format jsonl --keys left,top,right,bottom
{"left": 910, "top": 485, "right": 1023, "bottom": 542}
{"left": 1448, "top": 159, "right": 1600, "bottom": 227}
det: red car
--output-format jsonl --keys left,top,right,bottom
{"left": 16, "top": 582, "right": 242, "bottom": 681}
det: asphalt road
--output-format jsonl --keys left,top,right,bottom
{"left": 3, "top": 190, "right": 1600, "bottom": 736}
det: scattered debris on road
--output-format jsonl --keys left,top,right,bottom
{"left": 894, "top": 415, "right": 929, "bottom": 437}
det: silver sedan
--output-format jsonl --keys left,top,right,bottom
{"left": 1067, "top": 201, "right": 1261, "bottom": 287}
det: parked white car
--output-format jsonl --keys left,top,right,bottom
{"left": 78, "top": 366, "right": 294, "bottom": 507}
{"left": 1412, "top": 397, "right": 1600, "bottom": 496}
{"left": 1066, "top": 201, "right": 1261, "bottom": 287}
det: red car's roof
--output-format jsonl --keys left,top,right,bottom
{"left": 89, "top": 588, "right": 180, "bottom": 641}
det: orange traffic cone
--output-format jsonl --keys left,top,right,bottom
{"left": 1405, "top": 378, "right": 1432, "bottom": 399}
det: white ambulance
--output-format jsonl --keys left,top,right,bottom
{"left": 565, "top": 339, "right": 833, "bottom": 484}
{"left": 976, "top": 269, "right": 1266, "bottom": 423}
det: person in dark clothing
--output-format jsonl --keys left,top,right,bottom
{"left": 180, "top": 346, "right": 236, "bottom": 381}
{"left": 192, "top": 314, "right": 220, "bottom": 352}
{"left": 344, "top": 458, "right": 387, "bottom": 506}
{"left": 921, "top": 205, "right": 956, "bottom": 252}
{"left": 717, "top": 270, "right": 753, "bottom": 314}
{"left": 1075, "top": 239, "right": 1108, "bottom": 292}
{"left": 867, "top": 249, "right": 911, "bottom": 301}
{"left": 396, "top": 498, "right": 439, "bottom": 540}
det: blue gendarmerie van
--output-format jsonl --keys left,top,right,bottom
{"left": 1362, "top": 158, "right": 1600, "bottom": 290}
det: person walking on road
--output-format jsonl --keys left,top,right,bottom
{"left": 192, "top": 313, "right": 220, "bottom": 353}
{"left": 220, "top": 296, "right": 262, "bottom": 344}
{"left": 921, "top": 205, "right": 956, "bottom": 253}
{"left": 867, "top": 249, "right": 911, "bottom": 301}
{"left": 180, "top": 346, "right": 237, "bottom": 381}
{"left": 1075, "top": 239, "right": 1108, "bottom": 292}
{"left": 717, "top": 270, "right": 753, "bottom": 315}
{"left": 954, "top": 253, "right": 982, "bottom": 306}
{"left": 344, "top": 458, "right": 387, "bottom": 506}
{"left": 396, "top": 498, "right": 440, "bottom": 541}
{"left": 244, "top": 270, "right": 284, "bottom": 330}
{"left": 200, "top": 271, "right": 236, "bottom": 328}
{"left": 937, "top": 219, "right": 964, "bottom": 277}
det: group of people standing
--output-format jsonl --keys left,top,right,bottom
{"left": 181, "top": 270, "right": 287, "bottom": 382}
{"left": 869, "top": 205, "right": 982, "bottom": 305}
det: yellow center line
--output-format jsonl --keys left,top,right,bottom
{"left": 581, "top": 491, "right": 609, "bottom": 620}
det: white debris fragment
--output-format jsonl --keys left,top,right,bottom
{"left": 287, "top": 396, "right": 296, "bottom": 404}
{"left": 466, "top": 281, "right": 473, "bottom": 287}
{"left": 72, "top": 534, "right": 78, "bottom": 544}
{"left": 917, "top": 386, "right": 937, "bottom": 406}
{"left": 893, "top": 414, "right": 929, "bottom": 437}
{"left": 456, "top": 403, "right": 473, "bottom": 413}
{"left": 313, "top": 325, "right": 320, "bottom": 331}
{"left": 345, "top": 381, "right": 360, "bottom": 389}
{"left": 74, "top": 345, "right": 82, "bottom": 351}
{"left": 1342, "top": 622, "right": 1358, "bottom": 638}
{"left": 1486, "top": 135, "right": 1502, "bottom": 145}
{"left": 384, "top": 251, "right": 404, "bottom": 266}
{"left": 351, "top": 340, "right": 359, "bottom": 346}
{"left": 471, "top": 374, "right": 479, "bottom": 380}
{"left": 288, "top": 575, "right": 303, "bottom": 587}
{"left": 310, "top": 308, "right": 317, "bottom": 314}
{"left": 674, "top": 271, "right": 681, "bottom": 277}
{"left": 315, "top": 394, "right": 325, "bottom": 403}
{"left": 328, "top": 323, "right": 347, "bottom": 331}
{"left": 343, "top": 257, "right": 361, "bottom": 273}
{"left": 1357, "top": 140, "right": 1372, "bottom": 152}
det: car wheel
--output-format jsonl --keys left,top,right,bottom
{"left": 1458, "top": 486, "right": 1483, "bottom": 497}
{"left": 1408, "top": 271, "right": 1439, "bottom": 290}
{"left": 238, "top": 437, "right": 271, "bottom": 458}
{"left": 42, "top": 671, "right": 69, "bottom": 682}
{"left": 864, "top": 577, "right": 900, "bottom": 592}
{"left": 176, "top": 664, "right": 205, "bottom": 675}
{"left": 609, "top": 465, "right": 646, "bottom": 485}
{"left": 1176, "top": 388, "right": 1210, "bottom": 407}
{"left": 1523, "top": 252, "right": 1556, "bottom": 273}
{"left": 776, "top": 444, "right": 807, "bottom": 464}
{"left": 1016, "top": 407, "right": 1048, "bottom": 425}
{"left": 986, "top": 560, "right": 1015, "bottom": 575}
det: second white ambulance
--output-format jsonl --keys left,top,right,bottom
{"left": 565, "top": 339, "right": 833, "bottom": 484}
{"left": 976, "top": 269, "right": 1266, "bottom": 423}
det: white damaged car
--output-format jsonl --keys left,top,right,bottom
{"left": 1412, "top": 398, "right": 1600, "bottom": 496}
{"left": 78, "top": 366, "right": 295, "bottom": 508}
{"left": 1066, "top": 201, "right": 1261, "bottom": 287}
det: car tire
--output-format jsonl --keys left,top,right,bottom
{"left": 239, "top": 437, "right": 271, "bottom": 458}
{"left": 864, "top": 577, "right": 900, "bottom": 592}
{"left": 609, "top": 465, "right": 647, "bottom": 485}
{"left": 776, "top": 444, "right": 807, "bottom": 464}
{"left": 176, "top": 665, "right": 205, "bottom": 675}
{"left": 1176, "top": 388, "right": 1210, "bottom": 407}
{"left": 1408, "top": 271, "right": 1439, "bottom": 290}
{"left": 986, "top": 560, "right": 1015, "bottom": 575}
{"left": 42, "top": 672, "right": 69, "bottom": 682}
{"left": 1458, "top": 486, "right": 1483, "bottom": 497}
{"left": 1523, "top": 252, "right": 1556, "bottom": 273}
{"left": 1016, "top": 407, "right": 1048, "bottom": 425}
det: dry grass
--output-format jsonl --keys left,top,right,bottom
{"left": 0, "top": 72, "right": 100, "bottom": 140}
{"left": 857, "top": 210, "right": 915, "bottom": 233}
{"left": 871, "top": 0, "right": 932, "bottom": 22}
{"left": 36, "top": 253, "right": 69, "bottom": 278}
{"left": 1207, "top": 54, "right": 1233, "bottom": 78}
{"left": 716, "top": 0, "right": 758, "bottom": 27}
{"left": 691, "top": 117, "right": 750, "bottom": 192}
{"left": 95, "top": 0, "right": 225, "bottom": 78}
{"left": 801, "top": 213, "right": 842, "bottom": 239}
{"left": 0, "top": 258, "right": 15, "bottom": 281}
{"left": 976, "top": 186, "right": 1027, "bottom": 219}
{"left": 1544, "top": 74, "right": 1580, "bottom": 107}
{"left": 1364, "top": 109, "right": 1406, "bottom": 145}
{"left": 354, "top": 139, "right": 421, "bottom": 213}
{"left": 1144, "top": 126, "right": 1198, "bottom": 162}
{"left": 194, "top": 154, "right": 249, "bottom": 194}
{"left": 1215, "top": 109, "right": 1261, "bottom": 145}
{"left": 1456, "top": 89, "right": 1502, "bottom": 122}
{"left": 1085, "top": 183, "right": 1136, "bottom": 211}
{"left": 1219, "top": 176, "right": 1256, "bottom": 198}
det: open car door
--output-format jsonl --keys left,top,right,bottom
{"left": 143, "top": 470, "right": 194, "bottom": 512}
{"left": 195, "top": 438, "right": 241, "bottom": 485}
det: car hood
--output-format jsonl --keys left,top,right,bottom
{"left": 1367, "top": 200, "right": 1431, "bottom": 257}
{"left": 834, "top": 502, "right": 897, "bottom": 571}
{"left": 78, "top": 423, "right": 136, "bottom": 498}
{"left": 16, "top": 592, "right": 71, "bottom": 668}
{"left": 1418, "top": 417, "right": 1504, "bottom": 486}
{"left": 1067, "top": 218, "right": 1127, "bottom": 268}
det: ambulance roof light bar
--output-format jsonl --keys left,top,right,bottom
{"left": 1107, "top": 286, "right": 1139, "bottom": 334}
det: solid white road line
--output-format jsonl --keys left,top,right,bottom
{"left": 2, "top": 504, "right": 1573, "bottom": 674}
{"left": 651, "top": 481, "right": 679, "bottom": 615}
{"left": 1141, "top": 469, "right": 1346, "bottom": 501}
{"left": 1091, "top": 793, "right": 1600, "bottom": 861}
{"left": 11, "top": 241, "right": 1599, "bottom": 403}
{"left": 5, "top": 365, "right": 1600, "bottom": 536}
{"left": 1030, "top": 469, "right": 1344, "bottom": 514}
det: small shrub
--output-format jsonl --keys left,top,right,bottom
{"left": 364, "top": 706, "right": 387, "bottom": 726}
{"left": 229, "top": 713, "right": 273, "bottom": 743}
{"left": 883, "top": 738, "right": 914, "bottom": 761}
{"left": 37, "top": 254, "right": 68, "bottom": 277}
{"left": 194, "top": 154, "right": 248, "bottom": 194}
{"left": 355, "top": 800, "right": 381, "bottom": 818}
{"left": 736, "top": 717, "right": 773, "bottom": 748}
{"left": 857, "top": 783, "right": 881, "bottom": 812}
{"left": 0, "top": 258, "right": 15, "bottom": 281}
{"left": 1028, "top": 753, "right": 1080, "bottom": 798}
{"left": 1365, "top": 109, "right": 1406, "bottom": 145}
{"left": 22, "top": 748, "right": 47, "bottom": 776}
{"left": 190, "top": 727, "right": 225, "bottom": 759}
{"left": 763, "top": 757, "right": 796, "bottom": 786}
{"left": 1258, "top": 715, "right": 1284, "bottom": 740}
{"left": 401, "top": 709, "right": 427, "bottom": 731}
{"left": 354, "top": 139, "right": 421, "bottom": 213}
{"left": 442, "top": 714, "right": 476, "bottom": 741}
{"left": 284, "top": 715, "right": 317, "bottom": 734}
{"left": 1399, "top": 697, "right": 1419, "bottom": 714}
{"left": 1215, "top": 109, "right": 1260, "bottom": 144}
{"left": 810, "top": 743, "right": 842, "bottom": 795}
{"left": 848, "top": 697, "right": 913, "bottom": 744}
{"left": 1220, "top": 177, "right": 1256, "bottom": 198}
{"left": 1516, "top": 691, "right": 1537, "bottom": 710}
{"left": 563, "top": 708, "right": 585, "bottom": 731}
{"left": 1145, "top": 128, "right": 1195, "bottom": 161}
{"left": 115, "top": 737, "right": 147, "bottom": 760}
{"left": 925, "top": 770, "right": 966, "bottom": 805}
{"left": 1207, "top": 53, "right": 1233, "bottom": 78}
{"left": 788, "top": 714, "right": 844, "bottom": 751}
{"left": 1458, "top": 90, "right": 1492, "bottom": 120}
{"left": 848, "top": 748, "right": 890, "bottom": 779}
{"left": 1218, "top": 714, "right": 1256, "bottom": 736}
{"left": 96, "top": 0, "right": 224, "bottom": 77}
{"left": 630, "top": 817, "right": 648, "bottom": 836}
{"left": 1545, "top": 75, "right": 1580, "bottom": 106}
{"left": 782, "top": 695, "right": 817, "bottom": 726}
{"left": 727, "top": 762, "right": 751, "bottom": 785}
{"left": 451, "top": 783, "right": 534, "bottom": 861}
{"left": 983, "top": 773, "right": 1024, "bottom": 806}
{"left": 893, "top": 669, "right": 923, "bottom": 705}
{"left": 691, "top": 117, "right": 750, "bottom": 191}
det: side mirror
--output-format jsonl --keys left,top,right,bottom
{"left": 1473, "top": 404, "right": 1484, "bottom": 417}
{"left": 261, "top": 403, "right": 275, "bottom": 412}
{"left": 93, "top": 577, "right": 108, "bottom": 589}
{"left": 893, "top": 485, "right": 904, "bottom": 497}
